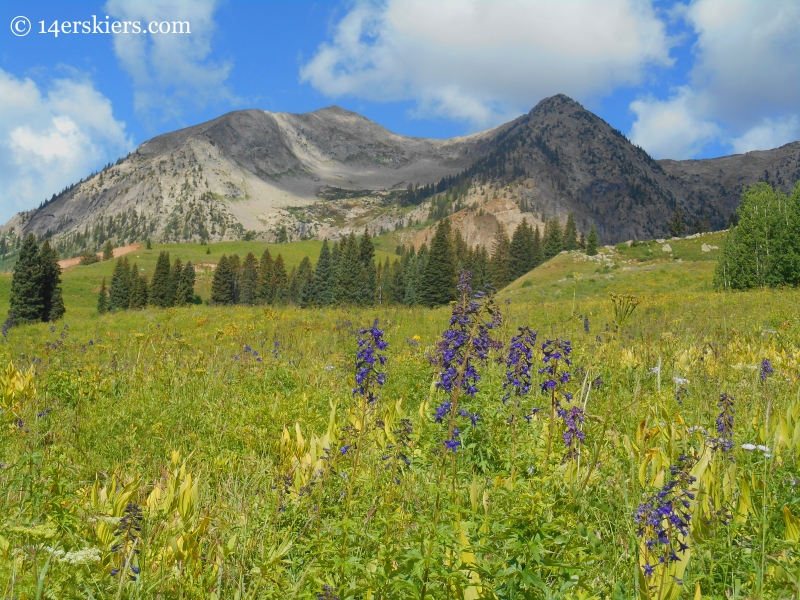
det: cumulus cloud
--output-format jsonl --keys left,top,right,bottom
{"left": 0, "top": 69, "right": 132, "bottom": 224}
{"left": 300, "top": 0, "right": 673, "bottom": 129}
{"left": 105, "top": 0, "right": 234, "bottom": 127}
{"left": 629, "top": 0, "right": 800, "bottom": 158}
{"left": 629, "top": 87, "right": 720, "bottom": 159}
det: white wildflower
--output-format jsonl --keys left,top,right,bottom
{"left": 60, "top": 547, "right": 102, "bottom": 565}
{"left": 673, "top": 376, "right": 689, "bottom": 386}
{"left": 649, "top": 366, "right": 660, "bottom": 375}
{"left": 741, "top": 443, "right": 757, "bottom": 450}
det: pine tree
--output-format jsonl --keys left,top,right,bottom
{"left": 311, "top": 240, "right": 333, "bottom": 306}
{"left": 129, "top": 265, "right": 148, "bottom": 309}
{"left": 452, "top": 228, "right": 470, "bottom": 271}
{"left": 543, "top": 218, "right": 563, "bottom": 260}
{"left": 146, "top": 239, "right": 152, "bottom": 250}
{"left": 508, "top": 219, "right": 535, "bottom": 281}
{"left": 471, "top": 245, "right": 490, "bottom": 292}
{"left": 270, "top": 254, "right": 288, "bottom": 304}
{"left": 211, "top": 255, "right": 235, "bottom": 304}
{"left": 293, "top": 256, "right": 314, "bottom": 306}
{"left": 97, "top": 277, "right": 108, "bottom": 314}
{"left": 108, "top": 257, "right": 132, "bottom": 311}
{"left": 257, "top": 249, "right": 274, "bottom": 304}
{"left": 102, "top": 240, "right": 114, "bottom": 261}
{"left": 400, "top": 246, "right": 415, "bottom": 305}
{"left": 419, "top": 219, "right": 457, "bottom": 307}
{"left": 379, "top": 256, "right": 393, "bottom": 304}
{"left": 149, "top": 251, "right": 172, "bottom": 307}
{"left": 668, "top": 207, "right": 686, "bottom": 237}
{"left": 277, "top": 226, "right": 288, "bottom": 243}
{"left": 563, "top": 213, "right": 578, "bottom": 251}
{"left": 9, "top": 234, "right": 43, "bottom": 323}
{"left": 532, "top": 225, "right": 543, "bottom": 267}
{"left": 578, "top": 231, "right": 586, "bottom": 250}
{"left": 239, "top": 252, "right": 259, "bottom": 305}
{"left": 39, "top": 240, "right": 65, "bottom": 321}
{"left": 586, "top": 224, "right": 599, "bottom": 256}
{"left": 177, "top": 262, "right": 196, "bottom": 305}
{"left": 334, "top": 233, "right": 363, "bottom": 305}
{"left": 167, "top": 257, "right": 184, "bottom": 307}
{"left": 489, "top": 226, "right": 511, "bottom": 289}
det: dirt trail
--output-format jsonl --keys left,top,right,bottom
{"left": 58, "top": 243, "right": 142, "bottom": 269}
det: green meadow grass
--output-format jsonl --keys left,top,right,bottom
{"left": 1, "top": 233, "right": 799, "bottom": 599}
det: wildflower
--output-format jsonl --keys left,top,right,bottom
{"left": 673, "top": 376, "right": 689, "bottom": 386}
{"left": 444, "top": 428, "right": 462, "bottom": 452}
{"left": 458, "top": 408, "right": 480, "bottom": 427}
{"left": 760, "top": 358, "right": 774, "bottom": 381}
{"left": 1, "top": 316, "right": 13, "bottom": 338}
{"left": 710, "top": 393, "right": 734, "bottom": 453}
{"left": 559, "top": 405, "right": 586, "bottom": 459}
{"left": 272, "top": 341, "right": 280, "bottom": 358}
{"left": 317, "top": 584, "right": 340, "bottom": 600}
{"left": 352, "top": 319, "right": 388, "bottom": 403}
{"left": 340, "top": 445, "right": 351, "bottom": 455}
{"left": 110, "top": 503, "right": 143, "bottom": 580}
{"left": 741, "top": 443, "right": 756, "bottom": 451}
{"left": 634, "top": 455, "right": 696, "bottom": 579}
{"left": 583, "top": 316, "right": 590, "bottom": 333}
{"left": 649, "top": 366, "right": 660, "bottom": 375}
{"left": 434, "top": 401, "right": 452, "bottom": 423}
{"left": 503, "top": 326, "right": 537, "bottom": 402}
{"left": 59, "top": 547, "right": 102, "bottom": 565}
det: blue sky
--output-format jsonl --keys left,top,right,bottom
{"left": 2, "top": 0, "right": 799, "bottom": 223}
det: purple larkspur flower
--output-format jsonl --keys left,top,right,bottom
{"left": 352, "top": 319, "right": 388, "bottom": 403}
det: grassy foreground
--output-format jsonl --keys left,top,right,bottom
{"left": 1, "top": 234, "right": 800, "bottom": 599}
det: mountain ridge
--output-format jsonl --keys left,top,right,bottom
{"left": 3, "top": 94, "right": 798, "bottom": 256}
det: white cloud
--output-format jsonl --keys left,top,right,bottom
{"left": 0, "top": 69, "right": 131, "bottom": 224}
{"left": 105, "top": 0, "right": 234, "bottom": 126}
{"left": 629, "top": 0, "right": 800, "bottom": 158}
{"left": 730, "top": 115, "right": 799, "bottom": 154}
{"left": 300, "top": 0, "right": 673, "bottom": 129}
{"left": 629, "top": 87, "right": 720, "bottom": 159}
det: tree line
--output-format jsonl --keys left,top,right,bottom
{"left": 98, "top": 252, "right": 196, "bottom": 313}
{"left": 210, "top": 214, "right": 596, "bottom": 309}
{"left": 7, "top": 234, "right": 66, "bottom": 325}
{"left": 714, "top": 181, "right": 800, "bottom": 290}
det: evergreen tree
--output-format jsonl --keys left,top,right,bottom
{"left": 167, "top": 257, "right": 184, "bottom": 307}
{"left": 532, "top": 225, "right": 543, "bottom": 267}
{"left": 471, "top": 245, "right": 490, "bottom": 292}
{"left": 543, "top": 218, "right": 563, "bottom": 260}
{"left": 452, "top": 228, "right": 470, "bottom": 271}
{"left": 39, "top": 240, "right": 65, "bottom": 321}
{"left": 129, "top": 265, "right": 148, "bottom": 309}
{"left": 146, "top": 239, "right": 152, "bottom": 250}
{"left": 257, "top": 249, "right": 274, "bottom": 304}
{"left": 293, "top": 256, "right": 315, "bottom": 306}
{"left": 563, "top": 213, "right": 578, "bottom": 251}
{"left": 578, "top": 231, "right": 586, "bottom": 250}
{"left": 9, "top": 234, "right": 43, "bottom": 323}
{"left": 379, "top": 256, "right": 393, "bottom": 304}
{"left": 508, "top": 219, "right": 535, "bottom": 281}
{"left": 277, "top": 226, "right": 288, "bottom": 243}
{"left": 108, "top": 257, "right": 132, "bottom": 311}
{"left": 399, "top": 246, "right": 415, "bottom": 305}
{"left": 334, "top": 233, "right": 364, "bottom": 305}
{"left": 668, "top": 207, "right": 686, "bottom": 237}
{"left": 419, "top": 219, "right": 457, "bottom": 307}
{"left": 177, "top": 262, "right": 196, "bottom": 305}
{"left": 586, "top": 224, "right": 599, "bottom": 256}
{"left": 102, "top": 240, "right": 114, "bottom": 261}
{"left": 270, "top": 254, "right": 288, "bottom": 304}
{"left": 211, "top": 255, "right": 235, "bottom": 304}
{"left": 359, "top": 227, "right": 377, "bottom": 305}
{"left": 228, "top": 255, "right": 241, "bottom": 304}
{"left": 97, "top": 277, "right": 108, "bottom": 314}
{"left": 311, "top": 240, "right": 333, "bottom": 306}
{"left": 489, "top": 226, "right": 511, "bottom": 289}
{"left": 239, "top": 252, "right": 259, "bottom": 305}
{"left": 149, "top": 251, "right": 172, "bottom": 307}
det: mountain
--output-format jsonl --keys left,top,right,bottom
{"left": 3, "top": 95, "right": 799, "bottom": 255}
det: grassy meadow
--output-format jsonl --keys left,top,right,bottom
{"left": 1, "top": 231, "right": 800, "bottom": 599}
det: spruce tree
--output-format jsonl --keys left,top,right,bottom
{"left": 543, "top": 218, "right": 563, "bottom": 260}
{"left": 97, "top": 277, "right": 108, "bottom": 314}
{"left": 228, "top": 255, "right": 241, "bottom": 304}
{"left": 211, "top": 255, "right": 235, "bottom": 304}
{"left": 358, "top": 227, "right": 377, "bottom": 305}
{"left": 129, "top": 265, "right": 148, "bottom": 309}
{"left": 400, "top": 246, "right": 416, "bottom": 305}
{"left": 489, "top": 226, "right": 511, "bottom": 289}
{"left": 668, "top": 207, "right": 686, "bottom": 237}
{"left": 108, "top": 257, "right": 132, "bottom": 311}
{"left": 294, "top": 256, "right": 314, "bottom": 306}
{"left": 379, "top": 256, "right": 393, "bottom": 304}
{"left": 146, "top": 239, "right": 152, "bottom": 250}
{"left": 563, "top": 213, "right": 578, "bottom": 251}
{"left": 311, "top": 240, "right": 333, "bottom": 306}
{"left": 102, "top": 240, "right": 114, "bottom": 261}
{"left": 257, "top": 249, "right": 274, "bottom": 304}
{"left": 509, "top": 219, "right": 535, "bottom": 281}
{"left": 471, "top": 245, "right": 490, "bottom": 292}
{"left": 586, "top": 224, "right": 599, "bottom": 256}
{"left": 532, "top": 225, "right": 543, "bottom": 267}
{"left": 39, "top": 240, "right": 65, "bottom": 321}
{"left": 270, "top": 254, "right": 288, "bottom": 304}
{"left": 177, "top": 262, "right": 196, "bottom": 305}
{"left": 578, "top": 231, "right": 586, "bottom": 250}
{"left": 419, "top": 219, "right": 456, "bottom": 307}
{"left": 9, "top": 234, "right": 43, "bottom": 323}
{"left": 334, "top": 233, "right": 363, "bottom": 305}
{"left": 149, "top": 251, "right": 172, "bottom": 307}
{"left": 167, "top": 257, "right": 184, "bottom": 307}
{"left": 239, "top": 252, "right": 259, "bottom": 305}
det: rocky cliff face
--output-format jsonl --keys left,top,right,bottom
{"left": 3, "top": 95, "right": 798, "bottom": 253}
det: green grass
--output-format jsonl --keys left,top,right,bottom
{"left": 1, "top": 232, "right": 800, "bottom": 599}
